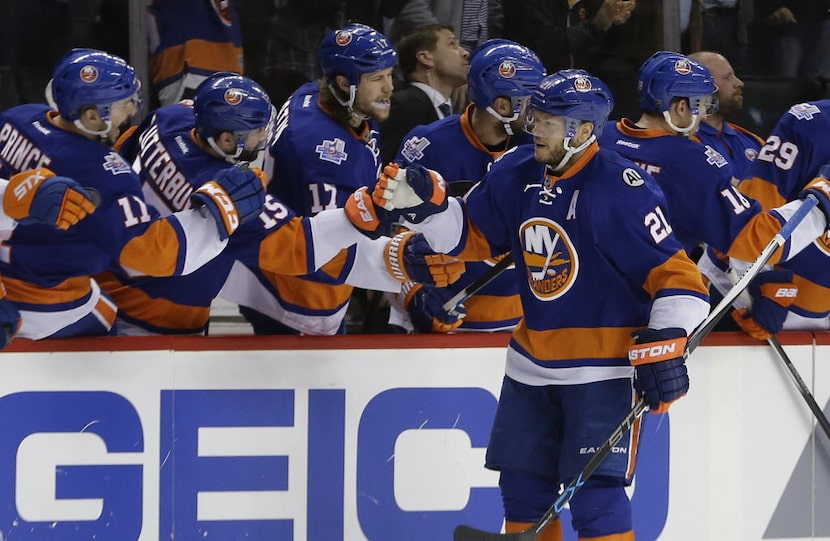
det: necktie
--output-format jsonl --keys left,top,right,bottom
{"left": 438, "top": 102, "right": 452, "bottom": 118}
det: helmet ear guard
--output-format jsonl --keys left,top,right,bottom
{"left": 193, "top": 72, "right": 275, "bottom": 162}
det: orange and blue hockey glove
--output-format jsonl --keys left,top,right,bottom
{"left": 385, "top": 231, "right": 464, "bottom": 287}
{"left": 191, "top": 164, "right": 266, "bottom": 239}
{"left": 374, "top": 163, "right": 448, "bottom": 223}
{"left": 731, "top": 269, "right": 797, "bottom": 340}
{"left": 628, "top": 327, "right": 689, "bottom": 414}
{"left": 4, "top": 168, "right": 97, "bottom": 229}
{"left": 403, "top": 282, "right": 466, "bottom": 333}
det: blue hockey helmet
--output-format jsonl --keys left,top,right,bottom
{"left": 193, "top": 72, "right": 275, "bottom": 161}
{"left": 526, "top": 69, "right": 614, "bottom": 137}
{"left": 319, "top": 23, "right": 397, "bottom": 86}
{"left": 467, "top": 39, "right": 546, "bottom": 119}
{"left": 638, "top": 51, "right": 716, "bottom": 115}
{"left": 48, "top": 48, "right": 140, "bottom": 123}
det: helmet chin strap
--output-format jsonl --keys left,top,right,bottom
{"left": 551, "top": 134, "right": 596, "bottom": 172}
{"left": 329, "top": 83, "right": 370, "bottom": 124}
{"left": 207, "top": 136, "right": 243, "bottom": 164}
{"left": 662, "top": 110, "right": 699, "bottom": 137}
{"left": 485, "top": 106, "right": 519, "bottom": 136}
{"left": 74, "top": 118, "right": 113, "bottom": 140}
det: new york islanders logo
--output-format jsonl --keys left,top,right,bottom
{"left": 336, "top": 30, "right": 353, "bottom": 46}
{"left": 574, "top": 77, "right": 592, "bottom": 92}
{"left": 498, "top": 61, "right": 517, "bottom": 79}
{"left": 520, "top": 218, "right": 578, "bottom": 301}
{"left": 79, "top": 65, "right": 99, "bottom": 83}
{"left": 224, "top": 88, "right": 244, "bottom": 106}
{"left": 674, "top": 59, "right": 692, "bottom": 75}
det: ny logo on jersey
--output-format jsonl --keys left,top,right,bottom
{"left": 316, "top": 138, "right": 348, "bottom": 165}
{"left": 401, "top": 136, "right": 431, "bottom": 163}
{"left": 520, "top": 218, "right": 578, "bottom": 301}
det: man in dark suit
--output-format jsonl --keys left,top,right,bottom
{"left": 379, "top": 23, "right": 470, "bottom": 164}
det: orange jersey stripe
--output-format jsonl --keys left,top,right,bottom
{"left": 120, "top": 219, "right": 182, "bottom": 277}
{"left": 96, "top": 271, "right": 210, "bottom": 331}
{"left": 512, "top": 322, "right": 637, "bottom": 362}
{"left": 258, "top": 218, "right": 314, "bottom": 276}
{"left": 462, "top": 294, "right": 523, "bottom": 325}
{"left": 727, "top": 211, "right": 787, "bottom": 263}
{"left": 643, "top": 250, "right": 708, "bottom": 298}
{"left": 150, "top": 40, "right": 243, "bottom": 83}
{"left": 793, "top": 274, "right": 830, "bottom": 314}
{"left": 4, "top": 275, "right": 92, "bottom": 305}
{"left": 739, "top": 177, "right": 787, "bottom": 210}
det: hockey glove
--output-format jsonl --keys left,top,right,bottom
{"left": 374, "top": 163, "right": 448, "bottom": 223}
{"left": 731, "top": 269, "right": 797, "bottom": 340}
{"left": 191, "top": 165, "right": 266, "bottom": 239}
{"left": 344, "top": 186, "right": 395, "bottom": 239}
{"left": 385, "top": 231, "right": 465, "bottom": 287}
{"left": 629, "top": 327, "right": 689, "bottom": 414}
{"left": 403, "top": 282, "right": 466, "bottom": 333}
{"left": 0, "top": 287, "right": 20, "bottom": 349}
{"left": 799, "top": 164, "right": 830, "bottom": 224}
{"left": 4, "top": 168, "right": 97, "bottom": 229}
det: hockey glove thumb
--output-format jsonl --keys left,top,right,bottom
{"left": 403, "top": 282, "right": 466, "bottom": 333}
{"left": 4, "top": 168, "right": 97, "bottom": 229}
{"left": 385, "top": 231, "right": 465, "bottom": 287}
{"left": 374, "top": 163, "right": 448, "bottom": 223}
{"left": 629, "top": 327, "right": 689, "bottom": 414}
{"left": 344, "top": 186, "right": 396, "bottom": 239}
{"left": 731, "top": 269, "right": 797, "bottom": 340}
{"left": 191, "top": 164, "right": 266, "bottom": 239}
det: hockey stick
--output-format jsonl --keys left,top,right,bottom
{"left": 767, "top": 335, "right": 830, "bottom": 439}
{"left": 441, "top": 253, "right": 514, "bottom": 312}
{"left": 453, "top": 194, "right": 820, "bottom": 541}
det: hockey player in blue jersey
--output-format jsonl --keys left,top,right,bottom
{"left": 599, "top": 51, "right": 829, "bottom": 341}
{"left": 0, "top": 48, "right": 266, "bottom": 339}
{"left": 389, "top": 39, "right": 545, "bottom": 333}
{"left": 369, "top": 69, "right": 710, "bottom": 540}
{"left": 223, "top": 23, "right": 399, "bottom": 335}
{"left": 734, "top": 101, "right": 830, "bottom": 332}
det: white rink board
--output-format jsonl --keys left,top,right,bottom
{"left": 0, "top": 340, "right": 827, "bottom": 541}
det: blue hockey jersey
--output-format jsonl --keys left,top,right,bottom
{"left": 694, "top": 120, "right": 765, "bottom": 181}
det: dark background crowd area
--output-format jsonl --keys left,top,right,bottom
{"left": 1, "top": 0, "right": 829, "bottom": 145}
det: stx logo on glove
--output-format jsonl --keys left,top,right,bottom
{"left": 774, "top": 287, "right": 798, "bottom": 298}
{"left": 198, "top": 181, "right": 238, "bottom": 230}
{"left": 11, "top": 170, "right": 47, "bottom": 201}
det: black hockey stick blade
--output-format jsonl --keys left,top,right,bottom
{"left": 768, "top": 335, "right": 830, "bottom": 439}
{"left": 454, "top": 194, "right": 819, "bottom": 541}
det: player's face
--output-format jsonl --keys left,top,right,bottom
{"left": 524, "top": 109, "right": 570, "bottom": 165}
{"left": 105, "top": 94, "right": 139, "bottom": 144}
{"left": 706, "top": 55, "right": 743, "bottom": 115}
{"left": 430, "top": 29, "right": 470, "bottom": 88}
{"left": 353, "top": 67, "right": 395, "bottom": 121}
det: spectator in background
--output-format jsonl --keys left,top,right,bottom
{"left": 259, "top": 0, "right": 407, "bottom": 107}
{"left": 147, "top": 0, "right": 244, "bottom": 106}
{"left": 385, "top": 0, "right": 504, "bottom": 50}
{"left": 699, "top": 0, "right": 752, "bottom": 73}
{"left": 754, "top": 0, "right": 830, "bottom": 80}
{"left": 379, "top": 24, "right": 470, "bottom": 165}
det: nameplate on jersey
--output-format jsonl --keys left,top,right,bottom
{"left": 316, "top": 138, "right": 348, "bottom": 165}
{"left": 400, "top": 136, "right": 431, "bottom": 163}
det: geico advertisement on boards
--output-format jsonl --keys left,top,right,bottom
{"left": 0, "top": 343, "right": 826, "bottom": 540}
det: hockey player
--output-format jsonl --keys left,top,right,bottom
{"left": 734, "top": 100, "right": 830, "bottom": 331}
{"left": 389, "top": 39, "right": 546, "bottom": 332}
{"left": 223, "top": 23, "right": 399, "bottom": 335}
{"left": 370, "top": 69, "right": 710, "bottom": 540}
{"left": 598, "top": 51, "right": 829, "bottom": 341}
{"left": 688, "top": 50, "right": 766, "bottom": 181}
{"left": 0, "top": 48, "right": 265, "bottom": 339}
